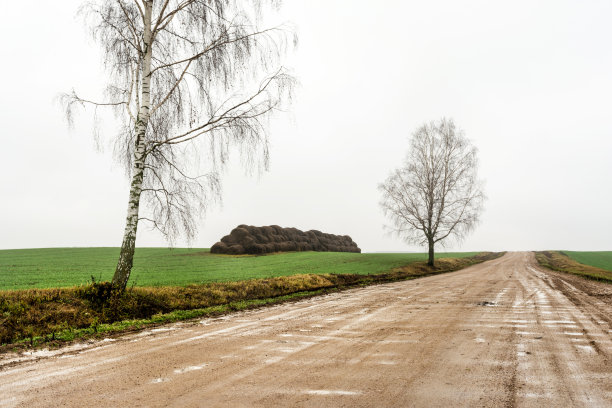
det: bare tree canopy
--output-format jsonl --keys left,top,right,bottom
{"left": 62, "top": 0, "right": 295, "bottom": 290}
{"left": 379, "top": 118, "right": 485, "bottom": 266}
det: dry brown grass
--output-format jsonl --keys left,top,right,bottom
{"left": 535, "top": 251, "right": 612, "bottom": 283}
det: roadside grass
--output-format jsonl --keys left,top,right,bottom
{"left": 0, "top": 252, "right": 502, "bottom": 350}
{"left": 534, "top": 251, "right": 612, "bottom": 283}
{"left": 0, "top": 248, "right": 478, "bottom": 290}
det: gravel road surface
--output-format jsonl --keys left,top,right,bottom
{"left": 1, "top": 252, "right": 611, "bottom": 407}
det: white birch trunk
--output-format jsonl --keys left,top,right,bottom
{"left": 112, "top": 1, "right": 153, "bottom": 289}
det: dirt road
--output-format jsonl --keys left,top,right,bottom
{"left": 1, "top": 252, "right": 611, "bottom": 407}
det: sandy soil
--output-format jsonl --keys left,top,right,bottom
{"left": 0, "top": 252, "right": 610, "bottom": 407}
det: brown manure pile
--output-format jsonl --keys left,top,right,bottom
{"left": 210, "top": 225, "right": 361, "bottom": 255}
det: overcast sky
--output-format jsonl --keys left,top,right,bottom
{"left": 1, "top": 1, "right": 611, "bottom": 253}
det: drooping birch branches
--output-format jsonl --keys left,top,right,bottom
{"left": 62, "top": 0, "right": 295, "bottom": 244}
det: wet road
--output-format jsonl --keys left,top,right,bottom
{"left": 1, "top": 252, "right": 611, "bottom": 407}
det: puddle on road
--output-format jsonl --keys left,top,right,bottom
{"left": 174, "top": 364, "right": 207, "bottom": 374}
{"left": 264, "top": 357, "right": 283, "bottom": 364}
{"left": 543, "top": 320, "right": 576, "bottom": 324}
{"left": 516, "top": 331, "right": 542, "bottom": 336}
{"left": 304, "top": 390, "right": 362, "bottom": 396}
{"left": 575, "top": 345, "right": 596, "bottom": 353}
{"left": 150, "top": 328, "right": 175, "bottom": 333}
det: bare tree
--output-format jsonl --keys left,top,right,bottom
{"left": 379, "top": 118, "right": 485, "bottom": 267}
{"left": 62, "top": 0, "right": 295, "bottom": 290}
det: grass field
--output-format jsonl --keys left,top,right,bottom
{"left": 562, "top": 251, "right": 612, "bottom": 272}
{"left": 535, "top": 251, "right": 612, "bottom": 283}
{"left": 0, "top": 248, "right": 479, "bottom": 290}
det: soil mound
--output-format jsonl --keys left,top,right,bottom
{"left": 210, "top": 225, "right": 361, "bottom": 255}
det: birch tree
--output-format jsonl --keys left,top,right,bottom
{"left": 379, "top": 118, "right": 485, "bottom": 267}
{"left": 62, "top": 0, "right": 295, "bottom": 290}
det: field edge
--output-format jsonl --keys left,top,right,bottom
{"left": 0, "top": 252, "right": 504, "bottom": 354}
{"left": 534, "top": 250, "right": 612, "bottom": 284}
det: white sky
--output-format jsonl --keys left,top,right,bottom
{"left": 1, "top": 0, "right": 611, "bottom": 252}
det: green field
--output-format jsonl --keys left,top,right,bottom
{"left": 0, "top": 248, "right": 478, "bottom": 290}
{"left": 562, "top": 251, "right": 612, "bottom": 272}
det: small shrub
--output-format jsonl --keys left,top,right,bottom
{"left": 76, "top": 280, "right": 118, "bottom": 307}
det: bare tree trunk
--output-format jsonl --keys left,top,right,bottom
{"left": 112, "top": 145, "right": 146, "bottom": 289}
{"left": 112, "top": 1, "right": 153, "bottom": 290}
{"left": 427, "top": 238, "right": 435, "bottom": 267}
